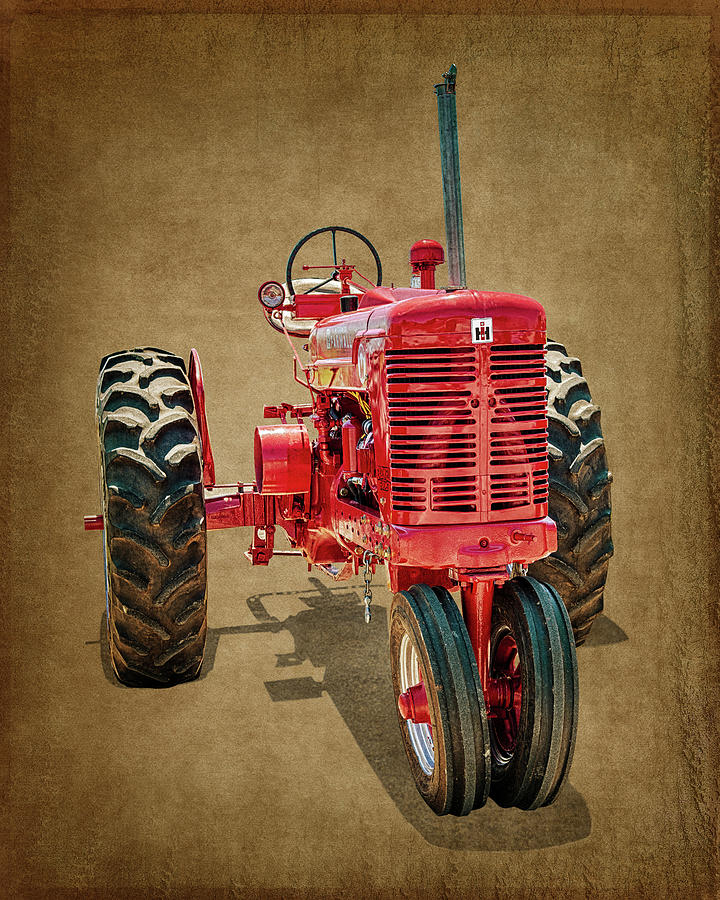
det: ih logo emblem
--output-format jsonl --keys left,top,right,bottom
{"left": 471, "top": 317, "right": 493, "bottom": 343}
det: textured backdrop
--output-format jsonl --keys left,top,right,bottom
{"left": 2, "top": 5, "right": 718, "bottom": 898}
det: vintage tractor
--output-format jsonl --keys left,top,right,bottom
{"left": 85, "top": 66, "right": 612, "bottom": 816}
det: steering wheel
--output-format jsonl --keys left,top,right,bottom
{"left": 285, "top": 226, "right": 382, "bottom": 298}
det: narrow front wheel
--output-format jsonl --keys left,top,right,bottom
{"left": 488, "top": 576, "right": 578, "bottom": 809}
{"left": 390, "top": 584, "right": 490, "bottom": 816}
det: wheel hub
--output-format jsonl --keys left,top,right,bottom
{"left": 489, "top": 633, "right": 522, "bottom": 756}
{"left": 397, "top": 680, "right": 431, "bottom": 725}
{"left": 487, "top": 674, "right": 521, "bottom": 715}
{"left": 398, "top": 631, "right": 435, "bottom": 776}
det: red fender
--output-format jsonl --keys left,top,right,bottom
{"left": 188, "top": 348, "right": 216, "bottom": 488}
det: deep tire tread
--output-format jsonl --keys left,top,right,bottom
{"left": 529, "top": 343, "right": 614, "bottom": 644}
{"left": 97, "top": 346, "right": 207, "bottom": 687}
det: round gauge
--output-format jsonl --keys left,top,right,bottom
{"left": 258, "top": 280, "right": 285, "bottom": 310}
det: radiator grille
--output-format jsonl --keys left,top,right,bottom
{"left": 532, "top": 469, "right": 549, "bottom": 504}
{"left": 490, "top": 472, "right": 530, "bottom": 510}
{"left": 385, "top": 342, "right": 548, "bottom": 521}
{"left": 390, "top": 476, "right": 427, "bottom": 513}
{"left": 431, "top": 476, "right": 478, "bottom": 513}
{"left": 386, "top": 348, "right": 477, "bottom": 511}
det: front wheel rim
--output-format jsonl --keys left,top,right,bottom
{"left": 398, "top": 632, "right": 435, "bottom": 776}
{"left": 489, "top": 630, "right": 522, "bottom": 765}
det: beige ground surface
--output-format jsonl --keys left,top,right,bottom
{"left": 3, "top": 11, "right": 718, "bottom": 898}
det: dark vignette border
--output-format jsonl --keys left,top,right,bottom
{"left": 0, "top": 2, "right": 716, "bottom": 895}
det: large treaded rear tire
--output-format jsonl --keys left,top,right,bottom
{"left": 528, "top": 342, "right": 614, "bottom": 645}
{"left": 96, "top": 347, "right": 208, "bottom": 686}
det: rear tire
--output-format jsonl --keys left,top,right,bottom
{"left": 96, "top": 347, "right": 208, "bottom": 687}
{"left": 529, "top": 342, "right": 614, "bottom": 644}
{"left": 489, "top": 577, "right": 578, "bottom": 810}
{"left": 390, "top": 584, "right": 490, "bottom": 816}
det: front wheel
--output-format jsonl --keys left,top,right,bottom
{"left": 489, "top": 577, "right": 578, "bottom": 809}
{"left": 390, "top": 584, "right": 490, "bottom": 816}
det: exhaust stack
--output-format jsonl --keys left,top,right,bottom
{"left": 435, "top": 64, "right": 466, "bottom": 289}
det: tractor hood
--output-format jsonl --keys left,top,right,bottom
{"left": 364, "top": 288, "right": 545, "bottom": 342}
{"left": 308, "top": 307, "right": 373, "bottom": 390}
{"left": 307, "top": 287, "right": 545, "bottom": 390}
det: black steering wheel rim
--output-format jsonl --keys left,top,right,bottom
{"left": 285, "top": 225, "right": 382, "bottom": 298}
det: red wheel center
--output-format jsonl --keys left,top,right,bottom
{"left": 398, "top": 680, "right": 431, "bottom": 725}
{"left": 488, "top": 634, "right": 522, "bottom": 754}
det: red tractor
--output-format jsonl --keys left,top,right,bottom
{"left": 86, "top": 66, "right": 612, "bottom": 816}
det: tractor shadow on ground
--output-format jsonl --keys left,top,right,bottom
{"left": 95, "top": 610, "right": 287, "bottom": 689}
{"left": 203, "top": 579, "right": 629, "bottom": 851}
{"left": 582, "top": 612, "right": 628, "bottom": 646}
{"left": 94, "top": 586, "right": 625, "bottom": 849}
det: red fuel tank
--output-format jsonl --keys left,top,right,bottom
{"left": 254, "top": 423, "right": 312, "bottom": 495}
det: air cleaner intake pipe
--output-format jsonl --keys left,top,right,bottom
{"left": 434, "top": 64, "right": 466, "bottom": 289}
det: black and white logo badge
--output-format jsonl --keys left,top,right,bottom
{"left": 471, "top": 317, "right": 493, "bottom": 343}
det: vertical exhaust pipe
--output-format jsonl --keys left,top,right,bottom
{"left": 435, "top": 64, "right": 466, "bottom": 288}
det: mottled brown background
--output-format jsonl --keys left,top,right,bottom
{"left": 2, "top": 2, "right": 718, "bottom": 898}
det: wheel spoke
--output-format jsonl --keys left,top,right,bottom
{"left": 331, "top": 228, "right": 337, "bottom": 265}
{"left": 304, "top": 272, "right": 338, "bottom": 295}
